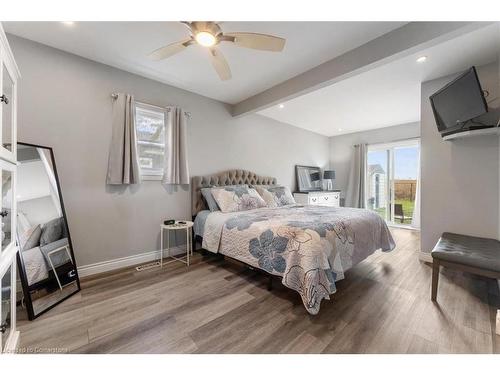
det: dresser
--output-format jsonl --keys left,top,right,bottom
{"left": 0, "top": 23, "right": 20, "bottom": 353}
{"left": 293, "top": 191, "right": 341, "bottom": 207}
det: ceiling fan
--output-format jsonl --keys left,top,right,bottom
{"left": 148, "top": 21, "right": 286, "bottom": 81}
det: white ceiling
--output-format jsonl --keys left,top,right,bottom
{"left": 259, "top": 23, "right": 500, "bottom": 136}
{"left": 3, "top": 21, "right": 405, "bottom": 104}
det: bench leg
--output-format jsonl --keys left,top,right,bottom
{"left": 431, "top": 259, "right": 440, "bottom": 302}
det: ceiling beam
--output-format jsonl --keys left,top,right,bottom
{"left": 231, "top": 22, "right": 495, "bottom": 117}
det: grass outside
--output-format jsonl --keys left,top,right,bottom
{"left": 374, "top": 198, "right": 415, "bottom": 225}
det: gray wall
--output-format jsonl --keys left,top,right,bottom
{"left": 420, "top": 62, "right": 499, "bottom": 253}
{"left": 9, "top": 35, "right": 330, "bottom": 266}
{"left": 329, "top": 122, "right": 420, "bottom": 196}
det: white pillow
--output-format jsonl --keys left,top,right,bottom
{"left": 255, "top": 186, "right": 296, "bottom": 207}
{"left": 211, "top": 186, "right": 266, "bottom": 213}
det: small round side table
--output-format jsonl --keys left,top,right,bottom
{"left": 160, "top": 221, "right": 194, "bottom": 267}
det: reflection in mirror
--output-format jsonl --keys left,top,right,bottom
{"left": 296, "top": 165, "right": 322, "bottom": 192}
{"left": 16, "top": 143, "right": 80, "bottom": 320}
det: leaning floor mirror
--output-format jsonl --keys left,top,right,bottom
{"left": 16, "top": 143, "right": 80, "bottom": 320}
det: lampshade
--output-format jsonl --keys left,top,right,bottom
{"left": 310, "top": 172, "right": 321, "bottom": 182}
{"left": 323, "top": 170, "right": 336, "bottom": 180}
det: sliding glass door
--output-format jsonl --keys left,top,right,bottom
{"left": 366, "top": 139, "right": 420, "bottom": 228}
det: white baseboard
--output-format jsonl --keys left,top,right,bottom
{"left": 3, "top": 331, "right": 19, "bottom": 353}
{"left": 77, "top": 245, "right": 187, "bottom": 278}
{"left": 418, "top": 251, "right": 433, "bottom": 263}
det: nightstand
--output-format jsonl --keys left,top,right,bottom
{"left": 160, "top": 221, "right": 194, "bottom": 267}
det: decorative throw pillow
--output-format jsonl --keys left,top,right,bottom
{"left": 19, "top": 224, "right": 42, "bottom": 251}
{"left": 256, "top": 186, "right": 296, "bottom": 208}
{"left": 40, "top": 217, "right": 65, "bottom": 246}
{"left": 201, "top": 184, "right": 249, "bottom": 212}
{"left": 211, "top": 186, "right": 266, "bottom": 213}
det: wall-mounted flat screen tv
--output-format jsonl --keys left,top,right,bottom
{"left": 430, "top": 66, "right": 489, "bottom": 136}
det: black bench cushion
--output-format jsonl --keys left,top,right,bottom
{"left": 431, "top": 232, "right": 500, "bottom": 272}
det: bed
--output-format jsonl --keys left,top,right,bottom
{"left": 192, "top": 169, "right": 395, "bottom": 314}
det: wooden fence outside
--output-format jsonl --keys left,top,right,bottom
{"left": 394, "top": 179, "right": 417, "bottom": 200}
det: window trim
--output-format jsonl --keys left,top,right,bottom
{"left": 134, "top": 101, "right": 168, "bottom": 181}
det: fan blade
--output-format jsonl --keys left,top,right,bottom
{"left": 224, "top": 32, "right": 285, "bottom": 52}
{"left": 208, "top": 48, "right": 231, "bottom": 81}
{"left": 148, "top": 39, "right": 191, "bottom": 61}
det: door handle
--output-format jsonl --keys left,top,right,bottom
{"left": 0, "top": 94, "right": 9, "bottom": 105}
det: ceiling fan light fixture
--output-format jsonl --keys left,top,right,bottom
{"left": 195, "top": 31, "right": 217, "bottom": 47}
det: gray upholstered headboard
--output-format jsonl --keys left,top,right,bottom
{"left": 191, "top": 169, "right": 277, "bottom": 216}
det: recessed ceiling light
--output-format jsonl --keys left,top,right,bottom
{"left": 338, "top": 128, "right": 342, "bottom": 132}
{"left": 278, "top": 104, "right": 284, "bottom": 109}
{"left": 416, "top": 56, "right": 427, "bottom": 63}
{"left": 195, "top": 31, "right": 217, "bottom": 47}
{"left": 61, "top": 21, "right": 75, "bottom": 26}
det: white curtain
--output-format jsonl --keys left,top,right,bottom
{"left": 345, "top": 144, "right": 367, "bottom": 208}
{"left": 411, "top": 147, "right": 421, "bottom": 228}
{"left": 162, "top": 107, "right": 190, "bottom": 185}
{"left": 106, "top": 93, "right": 141, "bottom": 185}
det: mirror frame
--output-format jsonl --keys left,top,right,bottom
{"left": 16, "top": 142, "right": 81, "bottom": 320}
{"left": 295, "top": 165, "right": 322, "bottom": 193}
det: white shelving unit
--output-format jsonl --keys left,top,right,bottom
{"left": 0, "top": 22, "right": 20, "bottom": 354}
{"left": 442, "top": 127, "right": 500, "bottom": 141}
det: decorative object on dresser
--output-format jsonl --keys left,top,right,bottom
{"left": 293, "top": 191, "right": 341, "bottom": 207}
{"left": 16, "top": 143, "right": 80, "bottom": 321}
{"left": 295, "top": 165, "right": 322, "bottom": 192}
{"left": 323, "top": 170, "right": 336, "bottom": 190}
{"left": 0, "top": 22, "right": 20, "bottom": 353}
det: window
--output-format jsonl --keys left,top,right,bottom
{"left": 135, "top": 103, "right": 166, "bottom": 179}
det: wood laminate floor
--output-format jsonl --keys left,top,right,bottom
{"left": 17, "top": 228, "right": 500, "bottom": 353}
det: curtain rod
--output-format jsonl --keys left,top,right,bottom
{"left": 111, "top": 93, "right": 191, "bottom": 118}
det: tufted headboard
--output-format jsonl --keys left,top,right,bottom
{"left": 191, "top": 169, "right": 277, "bottom": 216}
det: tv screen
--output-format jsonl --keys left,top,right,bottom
{"left": 430, "top": 67, "right": 488, "bottom": 133}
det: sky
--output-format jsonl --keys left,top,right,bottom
{"left": 368, "top": 146, "right": 419, "bottom": 180}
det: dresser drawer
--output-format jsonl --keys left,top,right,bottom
{"left": 294, "top": 192, "right": 341, "bottom": 207}
{"left": 321, "top": 194, "right": 340, "bottom": 206}
{"left": 308, "top": 195, "right": 321, "bottom": 205}
{"left": 308, "top": 193, "right": 337, "bottom": 205}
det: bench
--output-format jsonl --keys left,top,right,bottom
{"left": 431, "top": 232, "right": 500, "bottom": 301}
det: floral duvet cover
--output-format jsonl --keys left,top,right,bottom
{"left": 202, "top": 205, "right": 395, "bottom": 314}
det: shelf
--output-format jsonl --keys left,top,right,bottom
{"left": 442, "top": 127, "right": 500, "bottom": 141}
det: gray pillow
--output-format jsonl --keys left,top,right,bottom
{"left": 201, "top": 187, "right": 220, "bottom": 212}
{"left": 40, "top": 217, "right": 65, "bottom": 246}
